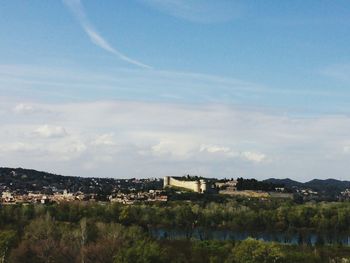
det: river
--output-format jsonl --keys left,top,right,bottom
{"left": 150, "top": 228, "right": 350, "bottom": 246}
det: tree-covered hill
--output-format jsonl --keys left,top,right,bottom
{"left": 264, "top": 177, "right": 350, "bottom": 195}
{"left": 0, "top": 167, "right": 162, "bottom": 195}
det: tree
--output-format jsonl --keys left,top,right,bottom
{"left": 114, "top": 239, "right": 167, "bottom": 263}
{"left": 226, "top": 238, "right": 285, "bottom": 263}
{"left": 0, "top": 230, "right": 17, "bottom": 263}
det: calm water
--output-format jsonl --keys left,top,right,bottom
{"left": 150, "top": 228, "right": 350, "bottom": 246}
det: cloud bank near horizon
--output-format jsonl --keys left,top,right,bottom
{"left": 1, "top": 99, "right": 350, "bottom": 181}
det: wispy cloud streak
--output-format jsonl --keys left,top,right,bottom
{"left": 141, "top": 0, "right": 240, "bottom": 24}
{"left": 1, "top": 64, "right": 350, "bottom": 114}
{"left": 62, "top": 0, "right": 152, "bottom": 69}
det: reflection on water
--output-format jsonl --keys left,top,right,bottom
{"left": 150, "top": 228, "right": 350, "bottom": 246}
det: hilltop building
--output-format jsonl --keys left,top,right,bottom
{"left": 215, "top": 179, "right": 237, "bottom": 191}
{"left": 163, "top": 176, "right": 208, "bottom": 193}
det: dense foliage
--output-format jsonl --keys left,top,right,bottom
{"left": 1, "top": 199, "right": 350, "bottom": 262}
{"left": 236, "top": 178, "right": 284, "bottom": 192}
{"left": 2, "top": 199, "right": 350, "bottom": 236}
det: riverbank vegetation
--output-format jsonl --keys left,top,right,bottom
{"left": 1, "top": 199, "right": 350, "bottom": 262}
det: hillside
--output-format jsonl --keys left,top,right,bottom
{"left": 0, "top": 167, "right": 162, "bottom": 194}
{"left": 2, "top": 167, "right": 349, "bottom": 198}
{"left": 264, "top": 178, "right": 350, "bottom": 194}
{"left": 263, "top": 178, "right": 303, "bottom": 188}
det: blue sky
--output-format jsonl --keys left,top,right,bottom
{"left": 1, "top": 0, "right": 350, "bottom": 180}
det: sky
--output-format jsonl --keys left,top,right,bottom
{"left": 1, "top": 0, "right": 350, "bottom": 181}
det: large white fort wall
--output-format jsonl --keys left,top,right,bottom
{"left": 163, "top": 176, "right": 207, "bottom": 193}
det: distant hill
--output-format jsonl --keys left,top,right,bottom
{"left": 0, "top": 167, "right": 116, "bottom": 194}
{"left": 264, "top": 178, "right": 350, "bottom": 194}
{"left": 0, "top": 167, "right": 162, "bottom": 194}
{"left": 263, "top": 178, "right": 303, "bottom": 188}
{"left": 304, "top": 179, "right": 350, "bottom": 192}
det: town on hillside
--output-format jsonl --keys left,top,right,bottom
{"left": 1, "top": 167, "right": 350, "bottom": 205}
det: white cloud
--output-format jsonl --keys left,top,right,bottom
{"left": 34, "top": 125, "right": 67, "bottom": 138}
{"left": 52, "top": 140, "right": 87, "bottom": 161}
{"left": 241, "top": 151, "right": 266, "bottom": 163}
{"left": 200, "top": 144, "right": 231, "bottom": 154}
{"left": 13, "top": 103, "right": 35, "bottom": 114}
{"left": 0, "top": 142, "right": 39, "bottom": 153}
{"left": 91, "top": 133, "right": 116, "bottom": 146}
{"left": 151, "top": 138, "right": 197, "bottom": 159}
{"left": 199, "top": 145, "right": 266, "bottom": 163}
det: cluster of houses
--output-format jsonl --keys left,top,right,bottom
{"left": 1, "top": 190, "right": 88, "bottom": 204}
{"left": 296, "top": 188, "right": 318, "bottom": 197}
{"left": 109, "top": 190, "right": 168, "bottom": 204}
{"left": 215, "top": 179, "right": 238, "bottom": 194}
{"left": 1, "top": 189, "right": 168, "bottom": 205}
{"left": 340, "top": 189, "right": 350, "bottom": 199}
